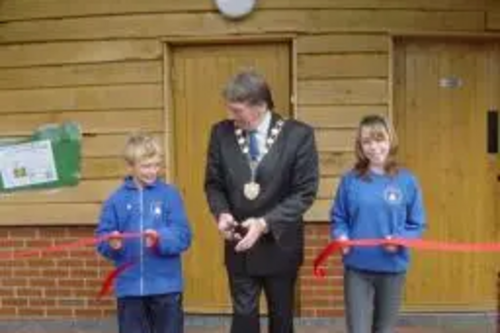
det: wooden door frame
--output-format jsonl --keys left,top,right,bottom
{"left": 389, "top": 32, "right": 500, "bottom": 312}
{"left": 162, "top": 36, "right": 299, "bottom": 313}
{"left": 162, "top": 34, "right": 298, "bottom": 182}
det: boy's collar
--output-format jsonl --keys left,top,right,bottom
{"left": 124, "top": 176, "right": 160, "bottom": 190}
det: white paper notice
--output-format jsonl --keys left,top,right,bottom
{"left": 0, "top": 140, "right": 59, "bottom": 189}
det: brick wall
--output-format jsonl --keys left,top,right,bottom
{"left": 0, "top": 225, "right": 342, "bottom": 319}
{"left": 298, "top": 223, "right": 344, "bottom": 317}
{"left": 0, "top": 227, "right": 114, "bottom": 318}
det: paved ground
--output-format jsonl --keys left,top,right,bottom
{"left": 183, "top": 327, "right": 481, "bottom": 333}
{"left": 0, "top": 317, "right": 495, "bottom": 333}
{"left": 0, "top": 327, "right": 484, "bottom": 333}
{"left": 0, "top": 324, "right": 492, "bottom": 333}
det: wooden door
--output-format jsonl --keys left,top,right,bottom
{"left": 394, "top": 39, "right": 499, "bottom": 311}
{"left": 170, "top": 42, "right": 291, "bottom": 313}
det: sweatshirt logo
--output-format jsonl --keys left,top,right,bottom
{"left": 384, "top": 186, "right": 403, "bottom": 205}
{"left": 151, "top": 201, "right": 162, "bottom": 217}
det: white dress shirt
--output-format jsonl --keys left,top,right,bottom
{"left": 252, "top": 111, "right": 272, "bottom": 162}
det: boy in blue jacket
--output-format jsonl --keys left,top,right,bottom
{"left": 95, "top": 133, "right": 192, "bottom": 333}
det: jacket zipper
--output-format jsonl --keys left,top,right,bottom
{"left": 139, "top": 187, "right": 144, "bottom": 295}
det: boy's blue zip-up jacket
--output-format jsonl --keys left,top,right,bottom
{"left": 330, "top": 169, "right": 426, "bottom": 273}
{"left": 95, "top": 177, "right": 192, "bottom": 297}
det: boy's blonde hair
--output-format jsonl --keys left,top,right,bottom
{"left": 123, "top": 132, "right": 162, "bottom": 165}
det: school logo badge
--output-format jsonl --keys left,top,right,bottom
{"left": 384, "top": 186, "right": 403, "bottom": 205}
{"left": 151, "top": 201, "right": 162, "bottom": 216}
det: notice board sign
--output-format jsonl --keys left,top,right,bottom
{"left": 0, "top": 122, "right": 82, "bottom": 193}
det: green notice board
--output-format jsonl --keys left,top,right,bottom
{"left": 0, "top": 122, "right": 82, "bottom": 193}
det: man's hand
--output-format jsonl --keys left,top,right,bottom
{"left": 337, "top": 235, "right": 350, "bottom": 255}
{"left": 218, "top": 213, "right": 241, "bottom": 241}
{"left": 383, "top": 235, "right": 399, "bottom": 253}
{"left": 144, "top": 229, "right": 159, "bottom": 248}
{"left": 234, "top": 218, "right": 267, "bottom": 252}
{"left": 108, "top": 231, "right": 123, "bottom": 250}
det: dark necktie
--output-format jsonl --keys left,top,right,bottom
{"left": 248, "top": 130, "right": 259, "bottom": 162}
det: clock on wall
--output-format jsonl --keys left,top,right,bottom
{"left": 214, "top": 0, "right": 257, "bottom": 19}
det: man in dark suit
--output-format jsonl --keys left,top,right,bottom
{"left": 204, "top": 70, "right": 319, "bottom": 333}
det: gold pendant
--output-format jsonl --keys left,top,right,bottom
{"left": 244, "top": 182, "right": 260, "bottom": 200}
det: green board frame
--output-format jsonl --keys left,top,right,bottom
{"left": 0, "top": 122, "right": 82, "bottom": 193}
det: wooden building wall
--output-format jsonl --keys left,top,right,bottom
{"left": 0, "top": 0, "right": 497, "bottom": 319}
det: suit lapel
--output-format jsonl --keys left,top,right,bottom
{"left": 223, "top": 112, "right": 286, "bottom": 183}
{"left": 257, "top": 112, "right": 284, "bottom": 170}
{"left": 226, "top": 121, "right": 253, "bottom": 179}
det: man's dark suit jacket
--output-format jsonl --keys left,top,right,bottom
{"left": 204, "top": 113, "right": 319, "bottom": 276}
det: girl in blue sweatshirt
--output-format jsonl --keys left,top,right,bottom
{"left": 330, "top": 115, "right": 426, "bottom": 333}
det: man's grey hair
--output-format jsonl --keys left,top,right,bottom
{"left": 222, "top": 70, "right": 275, "bottom": 110}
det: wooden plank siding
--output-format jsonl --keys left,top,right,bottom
{"left": 0, "top": 0, "right": 497, "bottom": 225}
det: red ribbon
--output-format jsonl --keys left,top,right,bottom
{"left": 7, "top": 233, "right": 500, "bottom": 297}
{"left": 313, "top": 238, "right": 500, "bottom": 278}
{"left": 0, "top": 232, "right": 142, "bottom": 260}
{"left": 97, "top": 231, "right": 161, "bottom": 298}
{"left": 98, "top": 261, "right": 136, "bottom": 298}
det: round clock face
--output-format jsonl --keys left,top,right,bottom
{"left": 214, "top": 0, "right": 256, "bottom": 19}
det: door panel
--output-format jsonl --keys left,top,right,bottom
{"left": 394, "top": 39, "right": 499, "bottom": 311}
{"left": 170, "top": 42, "right": 291, "bottom": 312}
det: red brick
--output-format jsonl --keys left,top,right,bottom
{"left": 49, "top": 250, "right": 70, "bottom": 258}
{"left": 88, "top": 298, "right": 115, "bottom": 308}
{"left": 3, "top": 278, "right": 28, "bottom": 287}
{"left": 38, "top": 228, "right": 68, "bottom": 238}
{"left": 0, "top": 268, "right": 13, "bottom": 278}
{"left": 0, "top": 239, "right": 26, "bottom": 248}
{"left": 84, "top": 259, "right": 103, "bottom": 267}
{"left": 301, "top": 298, "right": 337, "bottom": 307}
{"left": 27, "top": 259, "right": 55, "bottom": 268}
{"left": 53, "top": 239, "right": 74, "bottom": 246}
{"left": 77, "top": 288, "right": 102, "bottom": 298}
{"left": 18, "top": 308, "right": 45, "bottom": 317}
{"left": 9, "top": 228, "right": 38, "bottom": 238}
{"left": 85, "top": 278, "right": 104, "bottom": 288}
{"left": 0, "top": 307, "right": 17, "bottom": 316}
{"left": 26, "top": 239, "right": 54, "bottom": 248}
{"left": 46, "top": 308, "right": 74, "bottom": 317}
{"left": 0, "top": 288, "right": 15, "bottom": 297}
{"left": 68, "top": 228, "right": 93, "bottom": 238}
{"left": 58, "top": 278, "right": 86, "bottom": 288}
{"left": 70, "top": 269, "right": 99, "bottom": 278}
{"left": 16, "top": 288, "right": 43, "bottom": 297}
{"left": 0, "top": 260, "right": 27, "bottom": 268}
{"left": 43, "top": 268, "right": 69, "bottom": 278}
{"left": 102, "top": 308, "right": 117, "bottom": 316}
{"left": 14, "top": 268, "right": 41, "bottom": 277}
{"left": 298, "top": 309, "right": 316, "bottom": 317}
{"left": 30, "top": 298, "right": 56, "bottom": 307}
{"left": 57, "top": 258, "right": 85, "bottom": 267}
{"left": 69, "top": 249, "right": 97, "bottom": 258}
{"left": 30, "top": 278, "right": 57, "bottom": 288}
{"left": 44, "top": 288, "right": 73, "bottom": 297}
{"left": 57, "top": 298, "right": 86, "bottom": 307}
{"left": 74, "top": 309, "right": 104, "bottom": 318}
{"left": 2, "top": 297, "right": 28, "bottom": 307}
{"left": 316, "top": 308, "right": 344, "bottom": 317}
